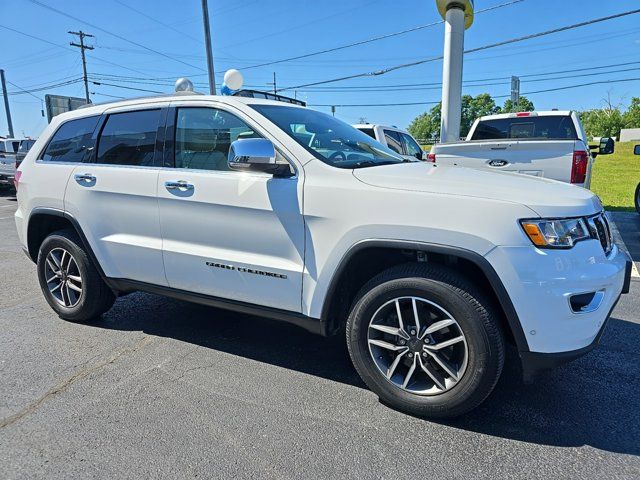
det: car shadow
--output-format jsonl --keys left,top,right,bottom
{"left": 94, "top": 292, "right": 639, "bottom": 457}
{"left": 0, "top": 187, "right": 17, "bottom": 200}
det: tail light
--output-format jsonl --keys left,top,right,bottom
{"left": 571, "top": 150, "right": 588, "bottom": 184}
{"left": 426, "top": 153, "right": 436, "bottom": 163}
{"left": 13, "top": 170, "right": 22, "bottom": 191}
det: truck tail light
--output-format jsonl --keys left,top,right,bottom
{"left": 571, "top": 150, "right": 588, "bottom": 184}
{"left": 426, "top": 153, "right": 436, "bottom": 163}
{"left": 13, "top": 170, "right": 22, "bottom": 191}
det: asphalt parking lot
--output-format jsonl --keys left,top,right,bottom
{"left": 1, "top": 189, "right": 639, "bottom": 479}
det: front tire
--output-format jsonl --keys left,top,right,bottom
{"left": 37, "top": 229, "right": 115, "bottom": 322}
{"left": 346, "top": 263, "right": 505, "bottom": 418}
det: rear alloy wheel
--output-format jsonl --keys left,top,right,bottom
{"left": 44, "top": 247, "right": 83, "bottom": 308}
{"left": 37, "top": 229, "right": 115, "bottom": 322}
{"left": 347, "top": 263, "right": 505, "bottom": 418}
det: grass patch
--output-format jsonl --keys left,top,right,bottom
{"left": 590, "top": 142, "right": 640, "bottom": 212}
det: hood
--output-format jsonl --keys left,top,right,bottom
{"left": 352, "top": 162, "right": 602, "bottom": 218}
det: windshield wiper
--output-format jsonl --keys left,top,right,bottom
{"left": 351, "top": 160, "right": 399, "bottom": 169}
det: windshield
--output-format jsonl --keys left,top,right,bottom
{"left": 250, "top": 105, "right": 405, "bottom": 168}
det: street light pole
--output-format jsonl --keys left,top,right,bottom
{"left": 201, "top": 0, "right": 217, "bottom": 95}
{"left": 436, "top": 0, "right": 474, "bottom": 143}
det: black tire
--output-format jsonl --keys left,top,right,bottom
{"left": 346, "top": 263, "right": 505, "bottom": 418}
{"left": 37, "top": 229, "right": 115, "bottom": 322}
{"left": 635, "top": 182, "right": 640, "bottom": 215}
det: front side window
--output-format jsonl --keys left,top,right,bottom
{"left": 383, "top": 130, "right": 404, "bottom": 155}
{"left": 175, "top": 107, "right": 261, "bottom": 171}
{"left": 401, "top": 133, "right": 423, "bottom": 158}
{"left": 41, "top": 115, "right": 100, "bottom": 162}
{"left": 251, "top": 105, "right": 403, "bottom": 168}
{"left": 97, "top": 109, "right": 161, "bottom": 166}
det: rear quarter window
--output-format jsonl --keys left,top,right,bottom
{"left": 41, "top": 115, "right": 101, "bottom": 162}
{"left": 358, "top": 128, "right": 376, "bottom": 140}
{"left": 471, "top": 116, "right": 578, "bottom": 140}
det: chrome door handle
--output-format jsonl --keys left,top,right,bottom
{"left": 74, "top": 173, "right": 96, "bottom": 182}
{"left": 165, "top": 180, "right": 194, "bottom": 191}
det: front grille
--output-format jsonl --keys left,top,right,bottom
{"left": 588, "top": 213, "right": 612, "bottom": 255}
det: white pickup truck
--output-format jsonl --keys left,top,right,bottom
{"left": 353, "top": 124, "right": 426, "bottom": 161}
{"left": 428, "top": 111, "right": 614, "bottom": 188}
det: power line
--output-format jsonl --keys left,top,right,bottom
{"left": 280, "top": 8, "right": 640, "bottom": 91}
{"left": 112, "top": 0, "right": 202, "bottom": 43}
{"left": 90, "top": 81, "right": 164, "bottom": 94}
{"left": 8, "top": 78, "right": 85, "bottom": 95}
{"left": 309, "top": 76, "right": 640, "bottom": 107}
{"left": 27, "top": 0, "right": 206, "bottom": 72}
{"left": 241, "top": 0, "right": 525, "bottom": 70}
{"left": 0, "top": 23, "right": 149, "bottom": 76}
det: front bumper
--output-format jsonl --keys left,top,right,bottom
{"left": 486, "top": 240, "right": 631, "bottom": 376}
{"left": 519, "top": 291, "right": 623, "bottom": 381}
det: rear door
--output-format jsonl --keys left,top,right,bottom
{"left": 64, "top": 105, "right": 169, "bottom": 285}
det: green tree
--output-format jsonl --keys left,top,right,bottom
{"left": 408, "top": 103, "right": 441, "bottom": 143}
{"left": 461, "top": 93, "right": 501, "bottom": 137}
{"left": 623, "top": 97, "right": 640, "bottom": 128}
{"left": 579, "top": 107, "right": 625, "bottom": 139}
{"left": 501, "top": 96, "right": 535, "bottom": 113}
{"left": 408, "top": 93, "right": 502, "bottom": 142}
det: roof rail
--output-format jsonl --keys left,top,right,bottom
{"left": 232, "top": 89, "right": 306, "bottom": 106}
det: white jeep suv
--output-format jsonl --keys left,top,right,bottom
{"left": 14, "top": 94, "right": 632, "bottom": 418}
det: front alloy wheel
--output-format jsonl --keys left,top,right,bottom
{"left": 368, "top": 296, "right": 468, "bottom": 395}
{"left": 347, "top": 263, "right": 505, "bottom": 418}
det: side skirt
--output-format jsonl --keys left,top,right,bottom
{"left": 107, "top": 278, "right": 326, "bottom": 336}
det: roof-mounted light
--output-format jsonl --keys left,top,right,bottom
{"left": 175, "top": 78, "right": 194, "bottom": 93}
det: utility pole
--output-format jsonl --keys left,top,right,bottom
{"left": 69, "top": 30, "right": 94, "bottom": 104}
{"left": 267, "top": 72, "right": 277, "bottom": 94}
{"left": 201, "top": 0, "right": 217, "bottom": 94}
{"left": 0, "top": 70, "right": 14, "bottom": 138}
{"left": 510, "top": 76, "right": 520, "bottom": 110}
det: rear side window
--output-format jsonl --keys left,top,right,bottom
{"left": 358, "top": 128, "right": 376, "bottom": 140}
{"left": 41, "top": 115, "right": 100, "bottom": 162}
{"left": 97, "top": 109, "right": 161, "bottom": 166}
{"left": 383, "top": 129, "right": 404, "bottom": 155}
{"left": 471, "top": 116, "right": 578, "bottom": 140}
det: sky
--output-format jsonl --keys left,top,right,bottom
{"left": 1, "top": 0, "right": 640, "bottom": 138}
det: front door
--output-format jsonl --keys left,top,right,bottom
{"left": 157, "top": 104, "right": 304, "bottom": 312}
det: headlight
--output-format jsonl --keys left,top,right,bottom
{"left": 520, "top": 217, "right": 591, "bottom": 248}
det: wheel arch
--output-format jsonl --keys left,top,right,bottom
{"left": 320, "top": 239, "right": 530, "bottom": 353}
{"left": 27, "top": 207, "right": 109, "bottom": 282}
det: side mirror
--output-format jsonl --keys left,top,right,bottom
{"left": 228, "top": 138, "right": 292, "bottom": 177}
{"left": 599, "top": 137, "right": 615, "bottom": 155}
{"left": 634, "top": 145, "right": 640, "bottom": 156}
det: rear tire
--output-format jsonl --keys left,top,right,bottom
{"left": 635, "top": 182, "right": 640, "bottom": 215}
{"left": 37, "top": 229, "right": 115, "bottom": 322}
{"left": 346, "top": 263, "right": 505, "bottom": 418}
